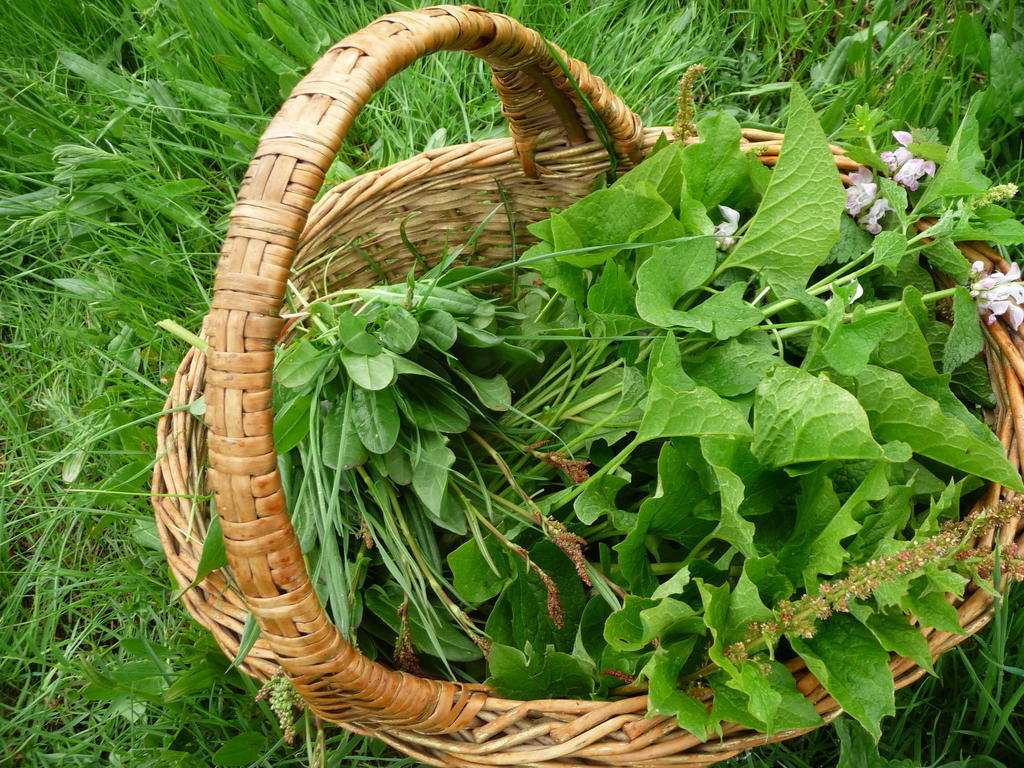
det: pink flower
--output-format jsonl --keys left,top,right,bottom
{"left": 880, "top": 131, "right": 936, "bottom": 191}
{"left": 971, "top": 261, "right": 1024, "bottom": 330}
{"left": 858, "top": 197, "right": 891, "bottom": 234}
{"left": 846, "top": 167, "right": 878, "bottom": 216}
{"left": 714, "top": 205, "right": 740, "bottom": 250}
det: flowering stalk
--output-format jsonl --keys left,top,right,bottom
{"left": 672, "top": 64, "right": 706, "bottom": 143}
{"left": 728, "top": 500, "right": 1024, "bottom": 664}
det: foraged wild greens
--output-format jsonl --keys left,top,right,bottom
{"left": 267, "top": 83, "right": 1024, "bottom": 740}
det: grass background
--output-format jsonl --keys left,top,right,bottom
{"left": 2, "top": 0, "right": 1023, "bottom": 766}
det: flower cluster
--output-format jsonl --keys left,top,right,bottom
{"left": 845, "top": 167, "right": 891, "bottom": 234}
{"left": 545, "top": 517, "right": 592, "bottom": 587}
{"left": 255, "top": 674, "right": 305, "bottom": 745}
{"left": 881, "top": 131, "right": 937, "bottom": 191}
{"left": 511, "top": 543, "right": 565, "bottom": 628}
{"left": 970, "top": 260, "right": 1024, "bottom": 330}
{"left": 394, "top": 598, "right": 427, "bottom": 676}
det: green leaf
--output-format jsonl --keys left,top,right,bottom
{"left": 634, "top": 239, "right": 716, "bottom": 329}
{"left": 375, "top": 305, "right": 419, "bottom": 353}
{"left": 529, "top": 187, "right": 672, "bottom": 268}
{"left": 922, "top": 238, "right": 970, "bottom": 282}
{"left": 337, "top": 310, "right": 382, "bottom": 355}
{"left": 943, "top": 286, "right": 984, "bottom": 373}
{"left": 212, "top": 732, "right": 268, "bottom": 767}
{"left": 418, "top": 309, "right": 458, "bottom": 350}
{"left": 871, "top": 230, "right": 908, "bottom": 274}
{"left": 850, "top": 604, "right": 934, "bottom": 676}
{"left": 604, "top": 595, "right": 703, "bottom": 651}
{"left": 447, "top": 537, "right": 509, "bottom": 603}
{"left": 870, "top": 294, "right": 937, "bottom": 381}
{"left": 847, "top": 483, "right": 912, "bottom": 562}
{"left": 411, "top": 433, "right": 455, "bottom": 520}
{"left": 276, "top": 338, "right": 326, "bottom": 389}
{"left": 919, "top": 93, "right": 990, "bottom": 207}
{"left": 680, "top": 111, "right": 749, "bottom": 208}
{"left": 687, "top": 335, "right": 780, "bottom": 397}
{"left": 752, "top": 366, "right": 884, "bottom": 467}
{"left": 823, "top": 309, "right": 898, "bottom": 376}
{"left": 354, "top": 283, "right": 479, "bottom": 315}
{"left": 615, "top": 140, "right": 685, "bottom": 212}
{"left": 952, "top": 214, "right": 1024, "bottom": 245}
{"left": 273, "top": 393, "right": 313, "bottom": 453}
{"left": 899, "top": 576, "right": 966, "bottom": 635}
{"left": 453, "top": 368, "right": 511, "bottom": 411}
{"left": 350, "top": 386, "right": 400, "bottom": 455}
{"left": 700, "top": 437, "right": 757, "bottom": 556}
{"left": 588, "top": 260, "right": 638, "bottom": 317}
{"left": 877, "top": 178, "right": 909, "bottom": 235}
{"left": 637, "top": 334, "right": 752, "bottom": 443}
{"left": 322, "top": 398, "right": 368, "bottom": 470}
{"left": 485, "top": 642, "right": 595, "bottom": 700}
{"left": 574, "top": 472, "right": 628, "bottom": 525}
{"left": 402, "top": 386, "right": 470, "bottom": 433}
{"left": 642, "top": 638, "right": 716, "bottom": 739}
{"left": 229, "top": 613, "right": 260, "bottom": 669}
{"left": 680, "top": 283, "right": 764, "bottom": 340}
{"left": 339, "top": 348, "right": 395, "bottom": 390}
{"left": 790, "top": 613, "right": 895, "bottom": 740}
{"left": 711, "top": 662, "right": 822, "bottom": 735}
{"left": 614, "top": 442, "right": 717, "bottom": 595}
{"left": 724, "top": 84, "right": 846, "bottom": 294}
{"left": 174, "top": 515, "right": 227, "bottom": 598}
{"left": 848, "top": 366, "right": 1022, "bottom": 490}
{"left": 652, "top": 567, "right": 691, "bottom": 599}
{"left": 698, "top": 576, "right": 772, "bottom": 675}
{"left": 828, "top": 214, "right": 874, "bottom": 265}
{"left": 835, "top": 716, "right": 913, "bottom": 768}
{"left": 486, "top": 541, "right": 585, "bottom": 653}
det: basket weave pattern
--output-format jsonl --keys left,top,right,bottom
{"left": 152, "top": 6, "right": 1024, "bottom": 766}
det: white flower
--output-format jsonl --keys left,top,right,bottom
{"left": 971, "top": 261, "right": 1024, "bottom": 330}
{"left": 880, "top": 131, "right": 936, "bottom": 191}
{"left": 714, "top": 205, "right": 740, "bottom": 250}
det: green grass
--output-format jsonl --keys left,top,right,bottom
{"left": 2, "top": 0, "right": 1023, "bottom": 765}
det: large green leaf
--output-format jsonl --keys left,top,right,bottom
{"left": 680, "top": 111, "right": 749, "bottom": 208}
{"left": 752, "top": 366, "right": 885, "bottom": 467}
{"left": 527, "top": 186, "right": 672, "bottom": 268}
{"left": 485, "top": 642, "right": 595, "bottom": 700}
{"left": 642, "top": 638, "right": 716, "bottom": 739}
{"left": 634, "top": 239, "right": 716, "bottom": 330}
{"left": 790, "top": 613, "right": 895, "bottom": 740}
{"left": 848, "top": 365, "right": 1023, "bottom": 490}
{"left": 637, "top": 334, "right": 751, "bottom": 443}
{"left": 724, "top": 84, "right": 846, "bottom": 294}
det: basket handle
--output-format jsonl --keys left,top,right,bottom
{"left": 202, "top": 5, "right": 643, "bottom": 731}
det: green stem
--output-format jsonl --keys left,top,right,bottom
{"left": 772, "top": 285, "right": 958, "bottom": 340}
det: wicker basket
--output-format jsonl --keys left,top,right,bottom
{"left": 152, "top": 5, "right": 1024, "bottom": 766}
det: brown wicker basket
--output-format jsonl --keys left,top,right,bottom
{"left": 152, "top": 5, "right": 1024, "bottom": 765}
